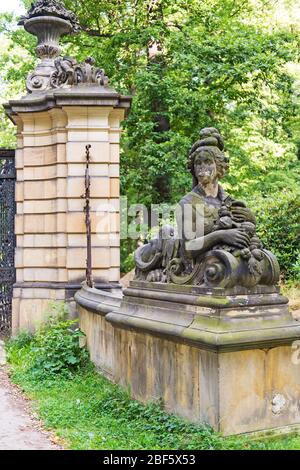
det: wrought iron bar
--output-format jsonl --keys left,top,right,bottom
{"left": 83, "top": 144, "right": 94, "bottom": 288}
{"left": 0, "top": 150, "right": 16, "bottom": 335}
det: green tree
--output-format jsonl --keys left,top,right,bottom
{"left": 0, "top": 0, "right": 299, "bottom": 276}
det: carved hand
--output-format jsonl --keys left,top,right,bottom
{"left": 218, "top": 228, "right": 251, "bottom": 248}
{"left": 231, "top": 207, "right": 256, "bottom": 224}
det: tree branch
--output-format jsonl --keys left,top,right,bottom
{"left": 81, "top": 25, "right": 112, "bottom": 38}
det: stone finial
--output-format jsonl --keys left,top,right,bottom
{"left": 18, "top": 0, "right": 81, "bottom": 33}
{"left": 19, "top": 1, "right": 109, "bottom": 94}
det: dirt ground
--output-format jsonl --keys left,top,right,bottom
{"left": 0, "top": 342, "right": 62, "bottom": 450}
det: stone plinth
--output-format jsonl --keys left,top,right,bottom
{"left": 76, "top": 281, "right": 300, "bottom": 436}
{"left": 5, "top": 86, "right": 131, "bottom": 332}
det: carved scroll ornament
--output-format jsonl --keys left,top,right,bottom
{"left": 50, "top": 57, "right": 109, "bottom": 88}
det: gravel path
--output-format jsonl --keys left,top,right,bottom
{"left": 0, "top": 341, "right": 61, "bottom": 450}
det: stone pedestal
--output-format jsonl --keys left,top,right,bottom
{"left": 5, "top": 87, "right": 130, "bottom": 332}
{"left": 76, "top": 281, "right": 300, "bottom": 436}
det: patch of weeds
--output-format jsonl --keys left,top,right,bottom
{"left": 5, "top": 330, "right": 35, "bottom": 367}
{"left": 29, "top": 317, "right": 89, "bottom": 378}
{"left": 6, "top": 305, "right": 88, "bottom": 380}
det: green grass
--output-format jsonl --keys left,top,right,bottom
{"left": 8, "top": 364, "right": 300, "bottom": 450}
{"left": 5, "top": 321, "right": 300, "bottom": 450}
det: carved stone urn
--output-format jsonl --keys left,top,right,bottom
{"left": 18, "top": 0, "right": 81, "bottom": 93}
{"left": 18, "top": 1, "right": 110, "bottom": 94}
{"left": 23, "top": 16, "right": 73, "bottom": 92}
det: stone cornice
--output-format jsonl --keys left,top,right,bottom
{"left": 106, "top": 309, "right": 300, "bottom": 352}
{"left": 75, "top": 281, "right": 300, "bottom": 353}
{"left": 4, "top": 87, "right": 132, "bottom": 123}
{"left": 75, "top": 282, "right": 122, "bottom": 317}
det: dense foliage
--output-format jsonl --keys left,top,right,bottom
{"left": 0, "top": 0, "right": 299, "bottom": 277}
{"left": 6, "top": 311, "right": 300, "bottom": 450}
{"left": 6, "top": 305, "right": 88, "bottom": 377}
{"left": 251, "top": 192, "right": 300, "bottom": 279}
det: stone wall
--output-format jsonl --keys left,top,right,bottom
{"left": 76, "top": 282, "right": 300, "bottom": 436}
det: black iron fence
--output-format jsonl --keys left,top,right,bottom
{"left": 0, "top": 149, "right": 16, "bottom": 335}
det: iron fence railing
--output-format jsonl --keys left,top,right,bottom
{"left": 0, "top": 149, "right": 16, "bottom": 335}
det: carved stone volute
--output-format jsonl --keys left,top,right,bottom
{"left": 50, "top": 57, "right": 109, "bottom": 88}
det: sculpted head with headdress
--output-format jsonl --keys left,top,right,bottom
{"left": 188, "top": 127, "right": 229, "bottom": 188}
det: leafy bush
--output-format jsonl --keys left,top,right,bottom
{"left": 6, "top": 310, "right": 89, "bottom": 379}
{"left": 121, "top": 239, "right": 136, "bottom": 274}
{"left": 5, "top": 330, "right": 34, "bottom": 367}
{"left": 30, "top": 317, "right": 89, "bottom": 378}
{"left": 249, "top": 190, "right": 300, "bottom": 280}
{"left": 291, "top": 251, "right": 300, "bottom": 283}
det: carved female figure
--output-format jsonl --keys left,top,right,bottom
{"left": 135, "top": 128, "right": 279, "bottom": 288}
{"left": 178, "top": 128, "right": 255, "bottom": 255}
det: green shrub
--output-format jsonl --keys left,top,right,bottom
{"left": 121, "top": 239, "right": 136, "bottom": 274}
{"left": 291, "top": 251, "right": 300, "bottom": 283}
{"left": 6, "top": 310, "right": 89, "bottom": 379}
{"left": 5, "top": 330, "right": 35, "bottom": 366}
{"left": 30, "top": 317, "right": 89, "bottom": 378}
{"left": 7, "top": 330, "right": 34, "bottom": 350}
{"left": 249, "top": 190, "right": 300, "bottom": 280}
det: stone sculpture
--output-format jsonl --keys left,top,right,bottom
{"left": 135, "top": 128, "right": 280, "bottom": 288}
{"left": 18, "top": 0, "right": 81, "bottom": 33}
{"left": 18, "top": 0, "right": 109, "bottom": 93}
{"left": 50, "top": 57, "right": 109, "bottom": 88}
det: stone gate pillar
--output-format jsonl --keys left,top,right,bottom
{"left": 4, "top": 1, "right": 131, "bottom": 332}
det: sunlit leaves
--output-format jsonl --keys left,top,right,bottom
{"left": 0, "top": 1, "right": 299, "bottom": 274}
